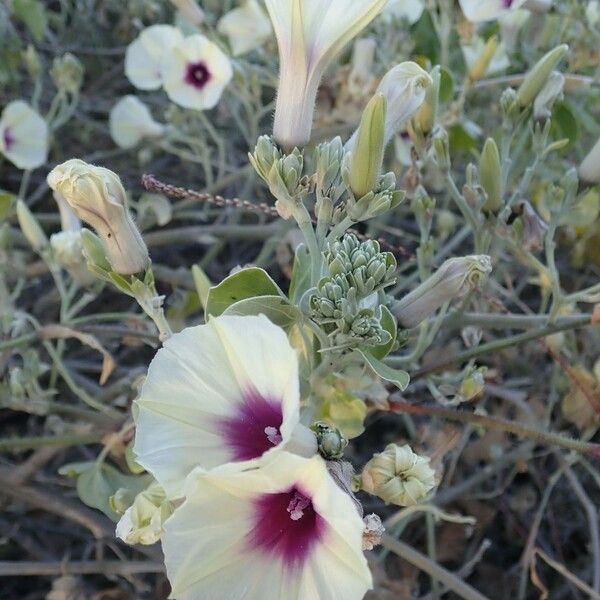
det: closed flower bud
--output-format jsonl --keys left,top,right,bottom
{"left": 468, "top": 35, "right": 500, "bottom": 82}
{"left": 116, "top": 482, "right": 174, "bottom": 546}
{"left": 50, "top": 53, "right": 84, "bottom": 94}
{"left": 516, "top": 44, "right": 569, "bottom": 108}
{"left": 16, "top": 199, "right": 48, "bottom": 251}
{"left": 395, "top": 255, "right": 492, "bottom": 328}
{"left": 50, "top": 230, "right": 95, "bottom": 286}
{"left": 311, "top": 421, "right": 348, "bottom": 460}
{"left": 47, "top": 159, "right": 149, "bottom": 275}
{"left": 349, "top": 94, "right": 387, "bottom": 199}
{"left": 579, "top": 138, "right": 600, "bottom": 185}
{"left": 361, "top": 443, "right": 436, "bottom": 506}
{"left": 479, "top": 138, "right": 503, "bottom": 212}
{"left": 432, "top": 128, "right": 451, "bottom": 172}
{"left": 533, "top": 71, "right": 564, "bottom": 120}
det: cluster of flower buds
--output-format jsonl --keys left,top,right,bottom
{"left": 310, "top": 234, "right": 396, "bottom": 349}
{"left": 49, "top": 52, "right": 84, "bottom": 95}
{"left": 249, "top": 135, "right": 307, "bottom": 218}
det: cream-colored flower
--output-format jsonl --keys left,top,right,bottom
{"left": 459, "top": 0, "right": 528, "bottom": 22}
{"left": 462, "top": 37, "right": 510, "bottom": 77}
{"left": 265, "top": 0, "right": 387, "bottom": 149}
{"left": 133, "top": 314, "right": 317, "bottom": 497}
{"left": 109, "top": 96, "right": 165, "bottom": 149}
{"left": 383, "top": 0, "right": 424, "bottom": 23}
{"left": 346, "top": 62, "right": 432, "bottom": 151}
{"left": 163, "top": 453, "right": 372, "bottom": 599}
{"left": 162, "top": 34, "right": 233, "bottom": 110}
{"left": 116, "top": 482, "right": 174, "bottom": 546}
{"left": 361, "top": 443, "right": 436, "bottom": 506}
{"left": 217, "top": 0, "right": 272, "bottom": 57}
{"left": 125, "top": 25, "right": 184, "bottom": 90}
{"left": 47, "top": 159, "right": 149, "bottom": 275}
{"left": 0, "top": 101, "right": 48, "bottom": 170}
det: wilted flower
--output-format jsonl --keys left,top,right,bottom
{"left": 459, "top": 0, "right": 528, "bottom": 22}
{"left": 579, "top": 138, "right": 600, "bottom": 185}
{"left": 47, "top": 159, "right": 149, "bottom": 275}
{"left": 0, "top": 101, "right": 48, "bottom": 170}
{"left": 162, "top": 453, "right": 372, "bottom": 599}
{"left": 265, "top": 0, "right": 387, "bottom": 149}
{"left": 116, "top": 482, "right": 174, "bottom": 546}
{"left": 383, "top": 0, "right": 424, "bottom": 24}
{"left": 217, "top": 0, "right": 272, "bottom": 57}
{"left": 162, "top": 34, "right": 233, "bottom": 110}
{"left": 361, "top": 443, "right": 436, "bottom": 506}
{"left": 125, "top": 25, "right": 184, "bottom": 90}
{"left": 346, "top": 62, "right": 432, "bottom": 152}
{"left": 134, "top": 315, "right": 317, "bottom": 496}
{"left": 169, "top": 0, "right": 205, "bottom": 25}
{"left": 109, "top": 96, "right": 165, "bottom": 149}
{"left": 395, "top": 255, "right": 492, "bottom": 328}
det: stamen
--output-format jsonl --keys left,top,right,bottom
{"left": 286, "top": 491, "right": 311, "bottom": 521}
{"left": 264, "top": 426, "right": 282, "bottom": 446}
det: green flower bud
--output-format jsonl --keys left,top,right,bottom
{"left": 361, "top": 443, "right": 436, "bottom": 506}
{"left": 349, "top": 94, "right": 387, "bottom": 199}
{"left": 432, "top": 128, "right": 450, "bottom": 172}
{"left": 479, "top": 138, "right": 503, "bottom": 212}
{"left": 50, "top": 53, "right": 84, "bottom": 94}
{"left": 468, "top": 35, "right": 499, "bottom": 83}
{"left": 16, "top": 199, "right": 48, "bottom": 251}
{"left": 516, "top": 44, "right": 569, "bottom": 108}
{"left": 311, "top": 421, "right": 348, "bottom": 460}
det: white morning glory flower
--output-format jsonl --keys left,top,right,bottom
{"left": 163, "top": 452, "right": 373, "bottom": 599}
{"left": 265, "top": 0, "right": 387, "bottom": 149}
{"left": 459, "top": 0, "right": 528, "bottom": 22}
{"left": 383, "top": 0, "right": 424, "bottom": 24}
{"left": 109, "top": 96, "right": 165, "bottom": 149}
{"left": 133, "top": 314, "right": 317, "bottom": 497}
{"left": 161, "top": 34, "right": 233, "bottom": 110}
{"left": 217, "top": 0, "right": 273, "bottom": 57}
{"left": 125, "top": 25, "right": 184, "bottom": 90}
{"left": 0, "top": 101, "right": 48, "bottom": 170}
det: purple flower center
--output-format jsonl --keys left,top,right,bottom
{"left": 248, "top": 486, "right": 326, "bottom": 569}
{"left": 503, "top": 0, "right": 514, "bottom": 6}
{"left": 217, "top": 389, "right": 284, "bottom": 461}
{"left": 185, "top": 61, "right": 212, "bottom": 90}
{"left": 3, "top": 128, "right": 15, "bottom": 151}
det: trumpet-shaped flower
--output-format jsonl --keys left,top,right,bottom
{"left": 163, "top": 453, "right": 372, "bottom": 599}
{"left": 459, "top": 0, "right": 528, "bottom": 22}
{"left": 265, "top": 0, "right": 387, "bottom": 149}
{"left": 125, "top": 25, "right": 184, "bottom": 90}
{"left": 162, "top": 34, "right": 233, "bottom": 110}
{"left": 217, "top": 0, "right": 273, "bottom": 57}
{"left": 109, "top": 96, "right": 165, "bottom": 149}
{"left": 0, "top": 101, "right": 48, "bottom": 170}
{"left": 133, "top": 315, "right": 316, "bottom": 496}
{"left": 383, "top": 0, "right": 424, "bottom": 24}
{"left": 346, "top": 62, "right": 432, "bottom": 152}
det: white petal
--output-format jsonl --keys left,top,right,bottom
{"left": 383, "top": 0, "right": 424, "bottom": 23}
{"left": 217, "top": 0, "right": 273, "bottom": 57}
{"left": 0, "top": 100, "right": 48, "bottom": 170}
{"left": 459, "top": 0, "right": 528, "bottom": 22}
{"left": 134, "top": 315, "right": 301, "bottom": 496}
{"left": 109, "top": 95, "right": 164, "bottom": 149}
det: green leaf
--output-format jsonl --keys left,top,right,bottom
{"left": 222, "top": 295, "right": 302, "bottom": 328}
{"left": 289, "top": 244, "right": 311, "bottom": 304}
{"left": 0, "top": 191, "right": 15, "bottom": 220}
{"left": 192, "top": 264, "right": 212, "bottom": 310}
{"left": 367, "top": 306, "right": 397, "bottom": 360}
{"left": 357, "top": 350, "right": 410, "bottom": 391}
{"left": 439, "top": 67, "right": 454, "bottom": 103}
{"left": 205, "top": 267, "right": 284, "bottom": 317}
{"left": 448, "top": 123, "right": 478, "bottom": 154}
{"left": 13, "top": 0, "right": 48, "bottom": 42}
{"left": 550, "top": 101, "right": 580, "bottom": 148}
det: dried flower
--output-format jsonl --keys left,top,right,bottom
{"left": 361, "top": 443, "right": 436, "bottom": 506}
{"left": 0, "top": 101, "right": 48, "bottom": 170}
{"left": 109, "top": 96, "right": 164, "bottom": 149}
{"left": 47, "top": 159, "right": 149, "bottom": 275}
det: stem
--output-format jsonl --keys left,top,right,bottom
{"left": 292, "top": 203, "right": 322, "bottom": 286}
{"left": 0, "top": 433, "right": 104, "bottom": 451}
{"left": 381, "top": 535, "right": 489, "bottom": 600}
{"left": 389, "top": 400, "right": 600, "bottom": 456}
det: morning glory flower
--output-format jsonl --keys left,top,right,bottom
{"left": 217, "top": 0, "right": 273, "bottom": 57}
{"left": 163, "top": 453, "right": 372, "bottom": 599}
{"left": 125, "top": 25, "right": 184, "bottom": 90}
{"left": 459, "top": 0, "right": 528, "bottom": 22}
{"left": 133, "top": 314, "right": 317, "bottom": 497}
{"left": 265, "top": 0, "right": 387, "bottom": 149}
{"left": 161, "top": 34, "right": 233, "bottom": 110}
{"left": 109, "top": 96, "right": 165, "bottom": 149}
{"left": 0, "top": 100, "right": 48, "bottom": 170}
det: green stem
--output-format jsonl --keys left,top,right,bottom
{"left": 0, "top": 432, "right": 104, "bottom": 451}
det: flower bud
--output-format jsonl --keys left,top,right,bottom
{"left": 50, "top": 53, "right": 84, "bottom": 94}
{"left": 395, "top": 255, "right": 492, "bottom": 328}
{"left": 468, "top": 35, "right": 500, "bottom": 82}
{"left": 361, "top": 443, "right": 436, "bottom": 506}
{"left": 50, "top": 230, "right": 95, "bottom": 286}
{"left": 479, "top": 138, "right": 503, "bottom": 212}
{"left": 16, "top": 199, "right": 48, "bottom": 251}
{"left": 516, "top": 44, "right": 569, "bottom": 108}
{"left": 432, "top": 128, "right": 451, "bottom": 172}
{"left": 349, "top": 94, "right": 386, "bottom": 198}
{"left": 47, "top": 159, "right": 149, "bottom": 275}
{"left": 579, "top": 138, "right": 600, "bottom": 185}
{"left": 115, "top": 482, "right": 174, "bottom": 546}
{"left": 311, "top": 421, "right": 348, "bottom": 460}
